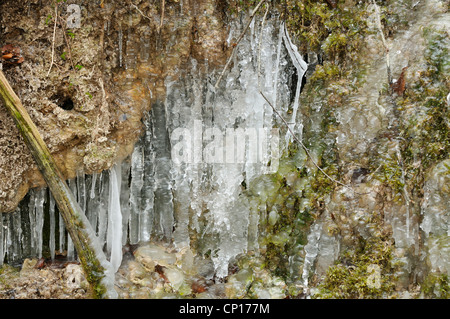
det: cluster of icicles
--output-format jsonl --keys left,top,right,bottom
{"left": 0, "top": 18, "right": 308, "bottom": 279}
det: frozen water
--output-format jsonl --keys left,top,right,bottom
{"left": 107, "top": 164, "right": 123, "bottom": 273}
{"left": 420, "top": 159, "right": 450, "bottom": 276}
{"left": 0, "top": 17, "right": 306, "bottom": 281}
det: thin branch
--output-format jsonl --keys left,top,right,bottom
{"left": 215, "top": 0, "right": 266, "bottom": 88}
{"left": 158, "top": 0, "right": 165, "bottom": 34}
{"left": 131, "top": 3, "right": 152, "bottom": 22}
{"left": 61, "top": 16, "right": 75, "bottom": 71}
{"left": 46, "top": 5, "right": 58, "bottom": 77}
{"left": 260, "top": 92, "right": 340, "bottom": 187}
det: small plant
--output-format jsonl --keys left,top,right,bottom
{"left": 67, "top": 30, "right": 76, "bottom": 39}
{"left": 45, "top": 14, "right": 53, "bottom": 25}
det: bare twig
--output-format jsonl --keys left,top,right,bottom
{"left": 46, "top": 5, "right": 58, "bottom": 77}
{"left": 131, "top": 3, "right": 152, "bottom": 22}
{"left": 215, "top": 0, "right": 266, "bottom": 88}
{"left": 61, "top": 16, "right": 75, "bottom": 71}
{"left": 260, "top": 92, "right": 342, "bottom": 188}
{"left": 158, "top": 0, "right": 165, "bottom": 34}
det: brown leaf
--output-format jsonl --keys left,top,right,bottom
{"left": 391, "top": 66, "right": 408, "bottom": 96}
{"left": 1, "top": 44, "right": 24, "bottom": 64}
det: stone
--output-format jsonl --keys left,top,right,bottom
{"left": 134, "top": 244, "right": 177, "bottom": 271}
{"left": 127, "top": 260, "right": 153, "bottom": 287}
{"left": 19, "top": 258, "right": 37, "bottom": 276}
{"left": 64, "top": 264, "right": 88, "bottom": 290}
{"left": 163, "top": 266, "right": 185, "bottom": 291}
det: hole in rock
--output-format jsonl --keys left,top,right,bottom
{"left": 52, "top": 93, "right": 75, "bottom": 111}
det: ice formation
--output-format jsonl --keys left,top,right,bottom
{"left": 420, "top": 160, "right": 450, "bottom": 276}
{"left": 0, "top": 19, "right": 307, "bottom": 279}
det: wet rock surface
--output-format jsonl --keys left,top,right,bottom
{"left": 0, "top": 243, "right": 292, "bottom": 299}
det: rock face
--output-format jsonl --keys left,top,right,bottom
{"left": 0, "top": 0, "right": 229, "bottom": 213}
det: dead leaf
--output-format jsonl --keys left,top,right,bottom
{"left": 391, "top": 66, "right": 408, "bottom": 96}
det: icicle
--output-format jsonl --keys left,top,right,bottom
{"left": 90, "top": 172, "right": 97, "bottom": 199}
{"left": 302, "top": 223, "right": 322, "bottom": 289}
{"left": 129, "top": 142, "right": 144, "bottom": 244}
{"left": 141, "top": 121, "right": 155, "bottom": 242}
{"left": 28, "top": 190, "right": 36, "bottom": 256}
{"left": 6, "top": 208, "right": 22, "bottom": 264}
{"left": 107, "top": 163, "right": 123, "bottom": 272}
{"left": 0, "top": 213, "right": 4, "bottom": 266}
{"left": 150, "top": 101, "right": 173, "bottom": 239}
{"left": 35, "top": 188, "right": 46, "bottom": 259}
{"left": 118, "top": 22, "right": 123, "bottom": 68}
{"left": 120, "top": 160, "right": 131, "bottom": 246}
{"left": 97, "top": 171, "right": 109, "bottom": 244}
{"left": 87, "top": 172, "right": 99, "bottom": 231}
{"left": 271, "top": 25, "right": 284, "bottom": 110}
{"left": 67, "top": 232, "right": 75, "bottom": 260}
{"left": 281, "top": 22, "right": 308, "bottom": 143}
{"left": 49, "top": 192, "right": 56, "bottom": 260}
{"left": 26, "top": 188, "right": 46, "bottom": 258}
{"left": 59, "top": 212, "right": 65, "bottom": 254}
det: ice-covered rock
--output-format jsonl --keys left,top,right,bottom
{"left": 421, "top": 159, "right": 450, "bottom": 276}
{"left": 134, "top": 244, "right": 177, "bottom": 272}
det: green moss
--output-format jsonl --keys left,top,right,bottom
{"left": 0, "top": 264, "right": 20, "bottom": 290}
{"left": 383, "top": 27, "right": 450, "bottom": 200}
{"left": 421, "top": 273, "right": 450, "bottom": 299}
{"left": 226, "top": 0, "right": 415, "bottom": 297}
{"left": 365, "top": 26, "right": 449, "bottom": 202}
{"left": 74, "top": 236, "right": 109, "bottom": 298}
{"left": 225, "top": 0, "right": 260, "bottom": 15}
{"left": 285, "top": 0, "right": 370, "bottom": 69}
{"left": 314, "top": 237, "right": 397, "bottom": 299}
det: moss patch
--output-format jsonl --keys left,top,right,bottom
{"left": 421, "top": 273, "right": 450, "bottom": 299}
{"left": 314, "top": 237, "right": 397, "bottom": 298}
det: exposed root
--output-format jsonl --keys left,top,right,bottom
{"left": 46, "top": 5, "right": 58, "bottom": 77}
{"left": 159, "top": 0, "right": 165, "bottom": 34}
